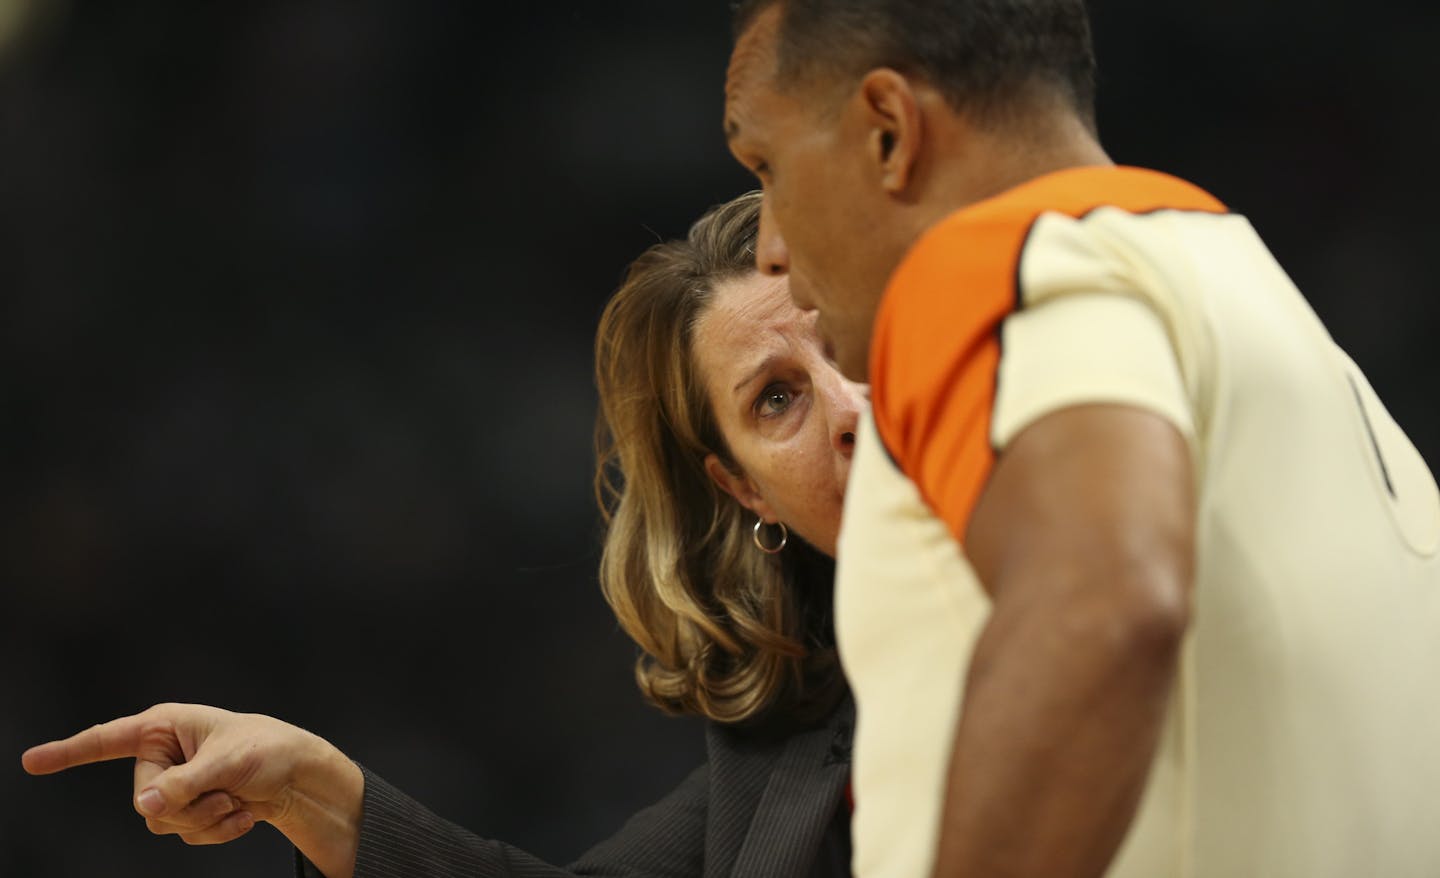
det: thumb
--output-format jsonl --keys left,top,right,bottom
{"left": 135, "top": 756, "right": 225, "bottom": 819}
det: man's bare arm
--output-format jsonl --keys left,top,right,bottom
{"left": 932, "top": 404, "right": 1195, "bottom": 877}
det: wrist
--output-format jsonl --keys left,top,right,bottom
{"left": 273, "top": 731, "right": 364, "bottom": 878}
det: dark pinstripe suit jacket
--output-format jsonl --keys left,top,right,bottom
{"left": 297, "top": 696, "right": 854, "bottom": 878}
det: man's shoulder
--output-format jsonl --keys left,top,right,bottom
{"left": 914, "top": 165, "right": 1227, "bottom": 260}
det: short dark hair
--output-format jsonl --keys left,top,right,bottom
{"left": 732, "top": 0, "right": 1097, "bottom": 129}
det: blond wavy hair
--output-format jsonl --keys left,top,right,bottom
{"left": 594, "top": 191, "right": 842, "bottom": 727}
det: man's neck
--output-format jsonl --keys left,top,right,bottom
{"left": 923, "top": 105, "right": 1112, "bottom": 226}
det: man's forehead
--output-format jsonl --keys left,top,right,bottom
{"left": 724, "top": 6, "right": 783, "bottom": 139}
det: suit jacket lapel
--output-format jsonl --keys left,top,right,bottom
{"left": 702, "top": 720, "right": 786, "bottom": 878}
{"left": 725, "top": 697, "right": 854, "bottom": 878}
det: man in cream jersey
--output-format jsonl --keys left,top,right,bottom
{"left": 723, "top": 0, "right": 1440, "bottom": 875}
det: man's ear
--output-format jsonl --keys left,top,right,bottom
{"left": 704, "top": 453, "right": 778, "bottom": 523}
{"left": 856, "top": 68, "right": 924, "bottom": 194}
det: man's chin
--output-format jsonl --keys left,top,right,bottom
{"left": 816, "top": 317, "right": 872, "bottom": 381}
{"left": 835, "top": 345, "right": 870, "bottom": 383}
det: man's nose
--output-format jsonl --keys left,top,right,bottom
{"left": 756, "top": 196, "right": 790, "bottom": 279}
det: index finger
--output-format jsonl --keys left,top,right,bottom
{"left": 22, "top": 712, "right": 156, "bottom": 775}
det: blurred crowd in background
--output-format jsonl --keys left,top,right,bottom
{"left": 2, "top": 2, "right": 1436, "bottom": 875}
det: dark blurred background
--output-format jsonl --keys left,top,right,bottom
{"left": 2, "top": 1, "right": 1436, "bottom": 875}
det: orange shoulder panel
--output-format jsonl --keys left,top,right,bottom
{"left": 868, "top": 166, "right": 1224, "bottom": 543}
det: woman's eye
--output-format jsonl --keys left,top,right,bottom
{"left": 755, "top": 384, "right": 793, "bottom": 417}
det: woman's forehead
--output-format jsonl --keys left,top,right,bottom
{"left": 695, "top": 275, "right": 822, "bottom": 394}
{"left": 704, "top": 274, "right": 811, "bottom": 344}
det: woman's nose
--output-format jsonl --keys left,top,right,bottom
{"left": 830, "top": 381, "right": 866, "bottom": 459}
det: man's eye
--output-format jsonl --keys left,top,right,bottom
{"left": 755, "top": 384, "right": 793, "bottom": 417}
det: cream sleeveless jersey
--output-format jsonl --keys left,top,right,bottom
{"left": 836, "top": 165, "right": 1440, "bottom": 878}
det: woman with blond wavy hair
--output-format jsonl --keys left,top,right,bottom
{"left": 22, "top": 190, "right": 867, "bottom": 878}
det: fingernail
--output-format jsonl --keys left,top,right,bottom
{"left": 237, "top": 811, "right": 254, "bottom": 833}
{"left": 137, "top": 788, "right": 165, "bottom": 816}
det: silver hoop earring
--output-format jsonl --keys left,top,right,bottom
{"left": 753, "top": 518, "right": 788, "bottom": 554}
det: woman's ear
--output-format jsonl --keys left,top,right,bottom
{"left": 704, "top": 453, "right": 778, "bottom": 523}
